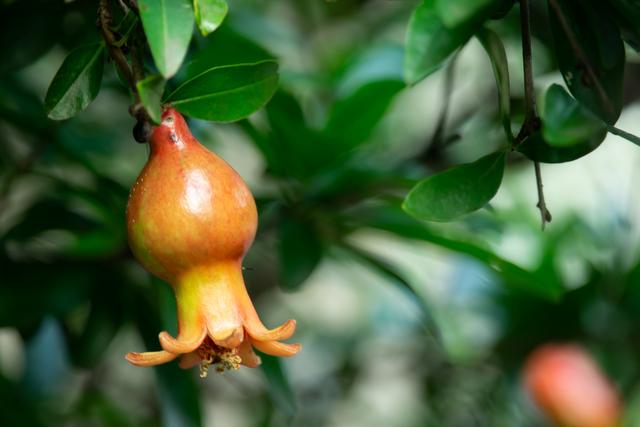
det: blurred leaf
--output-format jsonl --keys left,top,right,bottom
{"left": 405, "top": 0, "right": 498, "bottom": 84}
{"left": 606, "top": 0, "right": 640, "bottom": 49}
{"left": 0, "top": 258, "right": 94, "bottom": 331}
{"left": 182, "top": 24, "right": 274, "bottom": 81}
{"left": 335, "top": 44, "right": 404, "bottom": 97}
{"left": 259, "top": 353, "right": 297, "bottom": 419}
{"left": 324, "top": 80, "right": 404, "bottom": 152}
{"left": 166, "top": 61, "right": 279, "bottom": 122}
{"left": 342, "top": 244, "right": 440, "bottom": 336}
{"left": 0, "top": 76, "right": 50, "bottom": 135}
{"left": 44, "top": 43, "right": 105, "bottom": 120}
{"left": 477, "top": 27, "right": 513, "bottom": 141}
{"left": 355, "top": 204, "right": 564, "bottom": 300}
{"left": 404, "top": 151, "right": 506, "bottom": 222}
{"left": 65, "top": 276, "right": 125, "bottom": 368}
{"left": 548, "top": 0, "right": 625, "bottom": 124}
{"left": 137, "top": 74, "right": 166, "bottom": 124}
{"left": 0, "top": 374, "right": 46, "bottom": 427}
{"left": 139, "top": 0, "right": 194, "bottom": 78}
{"left": 0, "top": 0, "right": 62, "bottom": 74}
{"left": 194, "top": 0, "right": 228, "bottom": 36}
{"left": 279, "top": 217, "right": 323, "bottom": 290}
{"left": 436, "top": 0, "right": 495, "bottom": 28}
{"left": 542, "top": 84, "right": 606, "bottom": 147}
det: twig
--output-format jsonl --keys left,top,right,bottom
{"left": 533, "top": 160, "right": 552, "bottom": 230}
{"left": 98, "top": 0, "right": 151, "bottom": 142}
{"left": 517, "top": 0, "right": 551, "bottom": 229}
{"left": 98, "top": 0, "right": 136, "bottom": 91}
{"left": 515, "top": 0, "right": 540, "bottom": 143}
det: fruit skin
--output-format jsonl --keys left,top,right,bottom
{"left": 127, "top": 107, "right": 257, "bottom": 282}
{"left": 125, "top": 108, "right": 299, "bottom": 371}
{"left": 523, "top": 344, "right": 621, "bottom": 427}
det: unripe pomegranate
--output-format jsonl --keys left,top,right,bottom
{"left": 523, "top": 344, "right": 621, "bottom": 427}
{"left": 125, "top": 108, "right": 300, "bottom": 375}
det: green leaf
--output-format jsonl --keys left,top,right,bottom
{"left": 355, "top": 204, "right": 564, "bottom": 300}
{"left": 194, "top": 0, "right": 228, "bottom": 36}
{"left": 182, "top": 25, "right": 274, "bottom": 81}
{"left": 404, "top": 0, "right": 498, "bottom": 84}
{"left": 136, "top": 75, "right": 166, "bottom": 124}
{"left": 403, "top": 151, "right": 506, "bottom": 222}
{"left": 548, "top": 0, "right": 625, "bottom": 124}
{"left": 278, "top": 217, "right": 323, "bottom": 291}
{"left": 259, "top": 353, "right": 297, "bottom": 419}
{"left": 324, "top": 80, "right": 404, "bottom": 150}
{"left": 436, "top": 0, "right": 495, "bottom": 28}
{"left": 517, "top": 131, "right": 605, "bottom": 164}
{"left": 44, "top": 43, "right": 105, "bottom": 121}
{"left": 477, "top": 27, "right": 513, "bottom": 142}
{"left": 166, "top": 60, "right": 279, "bottom": 122}
{"left": 542, "top": 84, "right": 606, "bottom": 147}
{"left": 342, "top": 244, "right": 439, "bottom": 335}
{"left": 517, "top": 85, "right": 607, "bottom": 163}
{"left": 138, "top": 0, "right": 194, "bottom": 78}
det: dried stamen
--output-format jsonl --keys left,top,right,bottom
{"left": 197, "top": 338, "right": 242, "bottom": 378}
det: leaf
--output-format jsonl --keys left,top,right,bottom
{"left": 44, "top": 43, "right": 105, "bottom": 120}
{"left": 194, "top": 0, "right": 228, "bottom": 36}
{"left": 547, "top": 0, "right": 625, "bottom": 124}
{"left": 355, "top": 204, "right": 565, "bottom": 300}
{"left": 259, "top": 353, "right": 297, "bottom": 419}
{"left": 436, "top": 0, "right": 495, "bottom": 28}
{"left": 138, "top": 0, "right": 194, "bottom": 78}
{"left": 136, "top": 74, "right": 166, "bottom": 124}
{"left": 542, "top": 84, "right": 606, "bottom": 147}
{"left": 404, "top": 0, "right": 498, "bottom": 84}
{"left": 324, "top": 80, "right": 405, "bottom": 150}
{"left": 477, "top": 27, "right": 513, "bottom": 142}
{"left": 278, "top": 217, "right": 323, "bottom": 291}
{"left": 342, "top": 244, "right": 440, "bottom": 336}
{"left": 403, "top": 151, "right": 506, "bottom": 222}
{"left": 166, "top": 60, "right": 279, "bottom": 122}
{"left": 517, "top": 85, "right": 607, "bottom": 163}
{"left": 182, "top": 24, "right": 274, "bottom": 81}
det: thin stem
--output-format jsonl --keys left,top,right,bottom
{"left": 519, "top": 0, "right": 536, "bottom": 122}
{"left": 517, "top": 0, "right": 551, "bottom": 229}
{"left": 98, "top": 0, "right": 151, "bottom": 141}
{"left": 534, "top": 160, "right": 552, "bottom": 230}
{"left": 607, "top": 124, "right": 640, "bottom": 147}
{"left": 515, "top": 0, "right": 540, "bottom": 143}
{"left": 98, "top": 0, "right": 136, "bottom": 92}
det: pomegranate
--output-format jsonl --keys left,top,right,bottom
{"left": 125, "top": 108, "right": 300, "bottom": 375}
{"left": 523, "top": 343, "right": 621, "bottom": 427}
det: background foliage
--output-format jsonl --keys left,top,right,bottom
{"left": 2, "top": 0, "right": 640, "bottom": 426}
